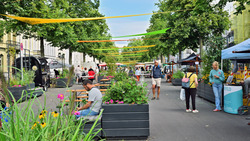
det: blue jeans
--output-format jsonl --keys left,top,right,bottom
{"left": 212, "top": 83, "right": 223, "bottom": 110}
{"left": 76, "top": 108, "right": 98, "bottom": 118}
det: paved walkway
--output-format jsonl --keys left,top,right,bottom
{"left": 147, "top": 79, "right": 250, "bottom": 141}
{"left": 19, "top": 79, "right": 250, "bottom": 141}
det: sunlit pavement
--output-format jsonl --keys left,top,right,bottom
{"left": 146, "top": 78, "right": 250, "bottom": 141}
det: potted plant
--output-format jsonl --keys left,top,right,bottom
{"left": 101, "top": 74, "right": 150, "bottom": 139}
{"left": 23, "top": 70, "right": 36, "bottom": 90}
{"left": 55, "top": 68, "right": 74, "bottom": 88}
{"left": 8, "top": 73, "right": 28, "bottom": 102}
{"left": 171, "top": 70, "right": 184, "bottom": 86}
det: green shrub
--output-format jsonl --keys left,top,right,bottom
{"left": 103, "top": 77, "right": 148, "bottom": 104}
{"left": 172, "top": 70, "right": 184, "bottom": 79}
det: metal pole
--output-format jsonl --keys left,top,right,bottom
{"left": 21, "top": 49, "right": 23, "bottom": 81}
{"left": 7, "top": 43, "right": 10, "bottom": 86}
{"left": 29, "top": 50, "right": 31, "bottom": 70}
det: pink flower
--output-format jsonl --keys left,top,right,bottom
{"left": 110, "top": 99, "right": 113, "bottom": 104}
{"left": 13, "top": 85, "right": 17, "bottom": 87}
{"left": 72, "top": 111, "right": 80, "bottom": 115}
{"left": 115, "top": 100, "right": 119, "bottom": 103}
{"left": 18, "top": 85, "right": 22, "bottom": 87}
{"left": 105, "top": 102, "right": 110, "bottom": 104}
{"left": 56, "top": 77, "right": 60, "bottom": 79}
{"left": 57, "top": 94, "right": 64, "bottom": 100}
{"left": 118, "top": 101, "right": 124, "bottom": 104}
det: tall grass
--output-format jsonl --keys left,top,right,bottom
{"left": 0, "top": 70, "right": 104, "bottom": 141}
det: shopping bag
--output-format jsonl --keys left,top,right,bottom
{"left": 180, "top": 88, "right": 185, "bottom": 101}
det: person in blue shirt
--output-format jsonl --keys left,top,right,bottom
{"left": 151, "top": 61, "right": 162, "bottom": 100}
{"left": 209, "top": 61, "right": 225, "bottom": 112}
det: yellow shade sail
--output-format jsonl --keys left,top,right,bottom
{"left": 0, "top": 9, "right": 192, "bottom": 25}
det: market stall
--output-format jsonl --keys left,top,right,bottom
{"left": 221, "top": 38, "right": 250, "bottom": 114}
{"left": 163, "top": 61, "right": 177, "bottom": 83}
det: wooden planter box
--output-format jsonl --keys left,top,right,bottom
{"left": 8, "top": 86, "right": 29, "bottom": 102}
{"left": 55, "top": 78, "right": 73, "bottom": 88}
{"left": 197, "top": 83, "right": 215, "bottom": 103}
{"left": 101, "top": 104, "right": 149, "bottom": 139}
{"left": 172, "top": 78, "right": 182, "bottom": 86}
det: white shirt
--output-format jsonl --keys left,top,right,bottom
{"left": 135, "top": 70, "right": 141, "bottom": 76}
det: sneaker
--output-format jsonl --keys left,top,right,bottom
{"left": 186, "top": 109, "right": 192, "bottom": 113}
{"left": 213, "top": 109, "right": 220, "bottom": 112}
{"left": 193, "top": 110, "right": 199, "bottom": 113}
{"left": 156, "top": 97, "right": 160, "bottom": 100}
{"left": 151, "top": 97, "right": 155, "bottom": 100}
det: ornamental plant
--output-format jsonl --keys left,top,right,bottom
{"left": 172, "top": 70, "right": 184, "bottom": 79}
{"left": 103, "top": 73, "right": 149, "bottom": 104}
{"left": 0, "top": 91, "right": 103, "bottom": 141}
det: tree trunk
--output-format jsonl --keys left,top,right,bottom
{"left": 178, "top": 48, "right": 182, "bottom": 61}
{"left": 40, "top": 37, "right": 44, "bottom": 57}
{"left": 179, "top": 49, "right": 182, "bottom": 68}
{"left": 93, "top": 57, "right": 95, "bottom": 62}
{"left": 168, "top": 55, "right": 170, "bottom": 62}
{"left": 199, "top": 38, "right": 203, "bottom": 57}
{"left": 160, "top": 54, "right": 163, "bottom": 63}
{"left": 83, "top": 52, "right": 86, "bottom": 62}
{"left": 199, "top": 38, "right": 203, "bottom": 67}
{"left": 69, "top": 47, "right": 72, "bottom": 65}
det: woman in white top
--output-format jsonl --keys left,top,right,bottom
{"left": 135, "top": 67, "right": 141, "bottom": 81}
{"left": 75, "top": 65, "right": 82, "bottom": 84}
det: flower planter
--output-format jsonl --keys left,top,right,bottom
{"left": 197, "top": 83, "right": 215, "bottom": 103}
{"left": 55, "top": 78, "right": 73, "bottom": 88}
{"left": 101, "top": 104, "right": 149, "bottom": 139}
{"left": 171, "top": 78, "right": 182, "bottom": 86}
{"left": 8, "top": 86, "right": 29, "bottom": 102}
{"left": 26, "top": 83, "right": 35, "bottom": 90}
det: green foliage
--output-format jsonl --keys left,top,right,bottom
{"left": 103, "top": 73, "right": 148, "bottom": 104}
{"left": 146, "top": 0, "right": 230, "bottom": 59}
{"left": 0, "top": 0, "right": 113, "bottom": 62}
{"left": 59, "top": 68, "right": 69, "bottom": 79}
{"left": 201, "top": 36, "right": 231, "bottom": 84}
{"left": 216, "top": 0, "right": 250, "bottom": 15}
{"left": 9, "top": 70, "right": 35, "bottom": 86}
{"left": 0, "top": 92, "right": 103, "bottom": 140}
{"left": 172, "top": 70, "right": 184, "bottom": 79}
{"left": 114, "top": 71, "right": 129, "bottom": 82}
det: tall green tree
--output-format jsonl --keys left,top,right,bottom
{"left": 146, "top": 0, "right": 230, "bottom": 61}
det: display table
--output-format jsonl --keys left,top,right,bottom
{"left": 224, "top": 85, "right": 243, "bottom": 114}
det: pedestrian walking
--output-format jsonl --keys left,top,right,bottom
{"left": 135, "top": 68, "right": 141, "bottom": 81}
{"left": 151, "top": 60, "right": 161, "bottom": 100}
{"left": 88, "top": 66, "right": 95, "bottom": 82}
{"left": 74, "top": 65, "right": 82, "bottom": 84}
{"left": 209, "top": 61, "right": 225, "bottom": 112}
{"left": 183, "top": 66, "right": 199, "bottom": 113}
{"left": 95, "top": 67, "right": 99, "bottom": 82}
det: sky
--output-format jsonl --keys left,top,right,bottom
{"left": 99, "top": 0, "right": 159, "bottom": 47}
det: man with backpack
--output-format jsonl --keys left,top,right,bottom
{"left": 151, "top": 60, "right": 162, "bottom": 100}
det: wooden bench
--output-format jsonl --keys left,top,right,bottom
{"left": 66, "top": 89, "right": 108, "bottom": 106}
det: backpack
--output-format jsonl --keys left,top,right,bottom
{"left": 182, "top": 73, "right": 194, "bottom": 89}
